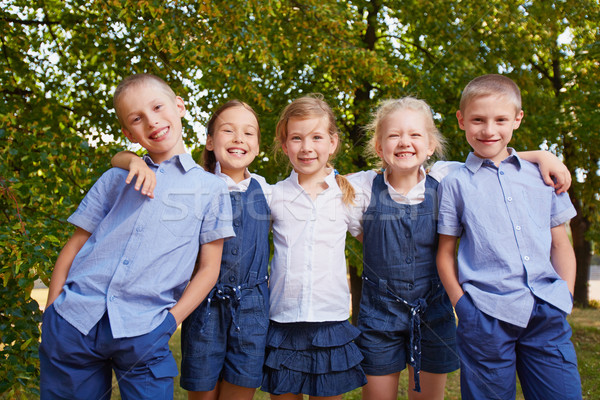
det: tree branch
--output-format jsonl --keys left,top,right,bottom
{"left": 379, "top": 34, "right": 437, "bottom": 63}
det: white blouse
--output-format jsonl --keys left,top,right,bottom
{"left": 268, "top": 169, "right": 363, "bottom": 323}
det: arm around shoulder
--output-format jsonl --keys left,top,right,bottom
{"left": 46, "top": 227, "right": 91, "bottom": 308}
{"left": 518, "top": 150, "right": 571, "bottom": 194}
{"left": 111, "top": 150, "right": 156, "bottom": 198}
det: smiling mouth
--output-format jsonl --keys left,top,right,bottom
{"left": 150, "top": 127, "right": 168, "bottom": 139}
{"left": 394, "top": 152, "right": 415, "bottom": 158}
{"left": 228, "top": 148, "right": 247, "bottom": 155}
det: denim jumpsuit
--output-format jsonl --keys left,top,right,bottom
{"left": 180, "top": 178, "right": 271, "bottom": 391}
{"left": 356, "top": 174, "right": 459, "bottom": 391}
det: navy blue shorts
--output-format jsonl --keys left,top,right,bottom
{"left": 456, "top": 294, "right": 582, "bottom": 400}
{"left": 180, "top": 294, "right": 269, "bottom": 391}
{"left": 356, "top": 277, "right": 459, "bottom": 376}
{"left": 39, "top": 304, "right": 178, "bottom": 400}
{"left": 261, "top": 320, "right": 367, "bottom": 397}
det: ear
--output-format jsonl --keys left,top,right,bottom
{"left": 456, "top": 110, "right": 465, "bottom": 130}
{"left": 374, "top": 139, "right": 384, "bottom": 159}
{"left": 513, "top": 110, "right": 524, "bottom": 129}
{"left": 329, "top": 133, "right": 339, "bottom": 155}
{"left": 122, "top": 127, "right": 138, "bottom": 143}
{"left": 281, "top": 141, "right": 288, "bottom": 156}
{"left": 175, "top": 96, "right": 186, "bottom": 117}
{"left": 205, "top": 135, "right": 214, "bottom": 151}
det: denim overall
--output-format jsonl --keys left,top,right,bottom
{"left": 181, "top": 178, "right": 271, "bottom": 390}
{"left": 357, "top": 174, "right": 458, "bottom": 392}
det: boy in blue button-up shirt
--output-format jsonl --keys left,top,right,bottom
{"left": 437, "top": 74, "right": 582, "bottom": 400}
{"left": 39, "top": 74, "right": 235, "bottom": 400}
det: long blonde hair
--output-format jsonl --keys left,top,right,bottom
{"left": 275, "top": 94, "right": 355, "bottom": 206}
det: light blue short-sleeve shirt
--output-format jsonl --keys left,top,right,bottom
{"left": 437, "top": 150, "right": 576, "bottom": 327}
{"left": 54, "top": 153, "right": 235, "bottom": 338}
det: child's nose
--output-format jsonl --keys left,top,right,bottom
{"left": 232, "top": 131, "right": 244, "bottom": 142}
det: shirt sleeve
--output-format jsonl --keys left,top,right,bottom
{"left": 429, "top": 161, "right": 464, "bottom": 182}
{"left": 67, "top": 168, "right": 126, "bottom": 234}
{"left": 437, "top": 175, "right": 464, "bottom": 237}
{"left": 550, "top": 191, "right": 577, "bottom": 227}
{"left": 199, "top": 180, "right": 236, "bottom": 244}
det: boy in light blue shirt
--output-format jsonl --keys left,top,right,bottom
{"left": 437, "top": 74, "right": 582, "bottom": 400}
{"left": 39, "top": 74, "right": 235, "bottom": 399}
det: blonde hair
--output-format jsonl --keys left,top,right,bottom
{"left": 365, "top": 97, "right": 446, "bottom": 170}
{"left": 275, "top": 94, "right": 355, "bottom": 206}
{"left": 460, "top": 74, "right": 522, "bottom": 113}
{"left": 202, "top": 100, "right": 260, "bottom": 173}
{"left": 113, "top": 73, "right": 177, "bottom": 123}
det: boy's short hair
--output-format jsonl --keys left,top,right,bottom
{"left": 113, "top": 74, "right": 177, "bottom": 122}
{"left": 460, "top": 74, "right": 522, "bottom": 113}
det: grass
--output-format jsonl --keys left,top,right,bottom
{"left": 110, "top": 307, "right": 600, "bottom": 399}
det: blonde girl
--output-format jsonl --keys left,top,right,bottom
{"left": 261, "top": 94, "right": 366, "bottom": 400}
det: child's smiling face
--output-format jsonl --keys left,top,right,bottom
{"left": 282, "top": 116, "right": 338, "bottom": 182}
{"left": 117, "top": 82, "right": 186, "bottom": 164}
{"left": 376, "top": 108, "right": 435, "bottom": 175}
{"left": 206, "top": 106, "right": 260, "bottom": 178}
{"left": 457, "top": 94, "right": 523, "bottom": 165}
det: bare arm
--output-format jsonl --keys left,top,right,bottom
{"left": 437, "top": 234, "right": 463, "bottom": 307}
{"left": 46, "top": 227, "right": 92, "bottom": 308}
{"left": 169, "top": 239, "right": 224, "bottom": 325}
{"left": 550, "top": 224, "right": 576, "bottom": 295}
{"left": 111, "top": 150, "right": 156, "bottom": 198}
{"left": 518, "top": 150, "right": 571, "bottom": 194}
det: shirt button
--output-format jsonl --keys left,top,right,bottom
{"left": 231, "top": 248, "right": 238, "bottom": 255}
{"left": 524, "top": 256, "right": 530, "bottom": 261}
{"left": 136, "top": 226, "right": 143, "bottom": 232}
{"left": 229, "top": 276, "right": 236, "bottom": 283}
{"left": 507, "top": 197, "right": 513, "bottom": 202}
{"left": 500, "top": 171, "right": 505, "bottom": 175}
{"left": 233, "top": 220, "right": 240, "bottom": 227}
{"left": 110, "top": 295, "right": 116, "bottom": 302}
{"left": 405, "top": 257, "right": 412, "bottom": 263}
{"left": 123, "top": 259, "right": 129, "bottom": 265}
{"left": 159, "top": 168, "right": 165, "bottom": 173}
{"left": 405, "top": 232, "right": 411, "bottom": 238}
{"left": 515, "top": 226, "right": 521, "bottom": 231}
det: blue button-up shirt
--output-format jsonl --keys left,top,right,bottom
{"left": 54, "top": 153, "right": 235, "bottom": 338}
{"left": 438, "top": 150, "right": 576, "bottom": 327}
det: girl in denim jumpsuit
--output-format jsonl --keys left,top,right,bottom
{"left": 348, "top": 97, "right": 459, "bottom": 400}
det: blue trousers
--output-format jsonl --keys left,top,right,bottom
{"left": 455, "top": 294, "right": 582, "bottom": 400}
{"left": 39, "top": 304, "right": 178, "bottom": 400}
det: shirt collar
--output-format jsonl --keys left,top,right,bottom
{"left": 214, "top": 161, "right": 252, "bottom": 191}
{"left": 383, "top": 166, "right": 427, "bottom": 203}
{"left": 290, "top": 168, "right": 337, "bottom": 189}
{"left": 142, "top": 153, "right": 198, "bottom": 172}
{"left": 465, "top": 147, "right": 521, "bottom": 173}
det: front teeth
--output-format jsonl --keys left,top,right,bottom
{"left": 229, "top": 149, "right": 246, "bottom": 155}
{"left": 151, "top": 127, "right": 168, "bottom": 139}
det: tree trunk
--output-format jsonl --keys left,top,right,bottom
{"left": 569, "top": 191, "right": 592, "bottom": 306}
{"left": 349, "top": 262, "right": 363, "bottom": 325}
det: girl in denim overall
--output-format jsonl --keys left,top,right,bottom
{"left": 112, "top": 100, "right": 271, "bottom": 400}
{"left": 180, "top": 100, "right": 271, "bottom": 400}
{"left": 348, "top": 97, "right": 459, "bottom": 400}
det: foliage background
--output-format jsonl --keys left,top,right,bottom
{"left": 1, "top": 0, "right": 598, "bottom": 397}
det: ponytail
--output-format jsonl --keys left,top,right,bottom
{"left": 328, "top": 163, "right": 355, "bottom": 206}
